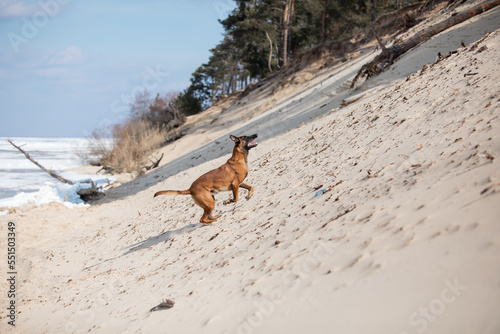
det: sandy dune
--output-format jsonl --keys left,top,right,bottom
{"left": 1, "top": 2, "right": 500, "bottom": 333}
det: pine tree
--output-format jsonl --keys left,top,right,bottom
{"left": 177, "top": 0, "right": 421, "bottom": 116}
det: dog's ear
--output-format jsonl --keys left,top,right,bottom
{"left": 230, "top": 135, "right": 240, "bottom": 143}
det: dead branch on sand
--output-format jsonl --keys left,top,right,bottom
{"left": 77, "top": 180, "right": 103, "bottom": 201}
{"left": 8, "top": 138, "right": 105, "bottom": 202}
{"left": 351, "top": 0, "right": 500, "bottom": 88}
{"left": 8, "top": 139, "right": 74, "bottom": 185}
{"left": 144, "top": 153, "right": 164, "bottom": 171}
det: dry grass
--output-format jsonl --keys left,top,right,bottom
{"left": 82, "top": 120, "right": 167, "bottom": 175}
{"left": 78, "top": 128, "right": 112, "bottom": 166}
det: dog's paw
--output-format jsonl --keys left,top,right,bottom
{"left": 223, "top": 199, "right": 236, "bottom": 205}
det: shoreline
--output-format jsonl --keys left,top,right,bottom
{"left": 0, "top": 136, "right": 130, "bottom": 211}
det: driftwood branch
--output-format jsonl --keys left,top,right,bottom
{"left": 77, "top": 180, "right": 104, "bottom": 201}
{"left": 144, "top": 153, "right": 164, "bottom": 171}
{"left": 97, "top": 165, "right": 115, "bottom": 174}
{"left": 8, "top": 139, "right": 74, "bottom": 185}
{"left": 351, "top": 0, "right": 500, "bottom": 88}
{"left": 8, "top": 139, "right": 106, "bottom": 202}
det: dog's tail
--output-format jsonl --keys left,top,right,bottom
{"left": 154, "top": 189, "right": 191, "bottom": 197}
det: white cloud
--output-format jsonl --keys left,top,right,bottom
{"left": 46, "top": 46, "right": 88, "bottom": 66}
{"left": 0, "top": 46, "right": 88, "bottom": 82}
{"left": 0, "top": 0, "right": 39, "bottom": 18}
{"left": 34, "top": 66, "right": 68, "bottom": 78}
{"left": 33, "top": 64, "right": 90, "bottom": 86}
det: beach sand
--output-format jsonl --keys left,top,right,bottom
{"left": 1, "top": 2, "right": 499, "bottom": 333}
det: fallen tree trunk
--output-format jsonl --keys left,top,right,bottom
{"left": 8, "top": 139, "right": 74, "bottom": 185}
{"left": 351, "top": 0, "right": 500, "bottom": 88}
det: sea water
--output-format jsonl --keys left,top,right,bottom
{"left": 0, "top": 137, "right": 113, "bottom": 212}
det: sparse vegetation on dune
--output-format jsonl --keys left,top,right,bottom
{"left": 101, "top": 120, "right": 167, "bottom": 175}
{"left": 82, "top": 92, "right": 185, "bottom": 175}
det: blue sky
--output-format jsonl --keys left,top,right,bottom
{"left": 0, "top": 0, "right": 235, "bottom": 137}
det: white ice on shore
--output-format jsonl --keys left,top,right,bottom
{"left": 0, "top": 137, "right": 114, "bottom": 214}
{"left": 0, "top": 172, "right": 115, "bottom": 214}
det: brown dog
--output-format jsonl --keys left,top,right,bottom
{"left": 154, "top": 134, "right": 258, "bottom": 223}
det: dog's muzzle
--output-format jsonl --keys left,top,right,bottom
{"left": 247, "top": 134, "right": 258, "bottom": 149}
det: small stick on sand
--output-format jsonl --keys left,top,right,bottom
{"left": 150, "top": 299, "right": 175, "bottom": 312}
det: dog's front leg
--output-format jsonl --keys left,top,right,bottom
{"left": 223, "top": 184, "right": 239, "bottom": 205}
{"left": 239, "top": 183, "right": 253, "bottom": 200}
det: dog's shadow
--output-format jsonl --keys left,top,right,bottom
{"left": 122, "top": 223, "right": 206, "bottom": 256}
{"left": 83, "top": 223, "right": 206, "bottom": 271}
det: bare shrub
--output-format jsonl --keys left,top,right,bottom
{"left": 80, "top": 120, "right": 167, "bottom": 175}
{"left": 82, "top": 89, "right": 186, "bottom": 177}
{"left": 78, "top": 128, "right": 112, "bottom": 166}
{"left": 136, "top": 91, "right": 186, "bottom": 130}
{"left": 103, "top": 120, "right": 167, "bottom": 175}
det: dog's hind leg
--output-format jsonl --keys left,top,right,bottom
{"left": 193, "top": 190, "right": 220, "bottom": 224}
